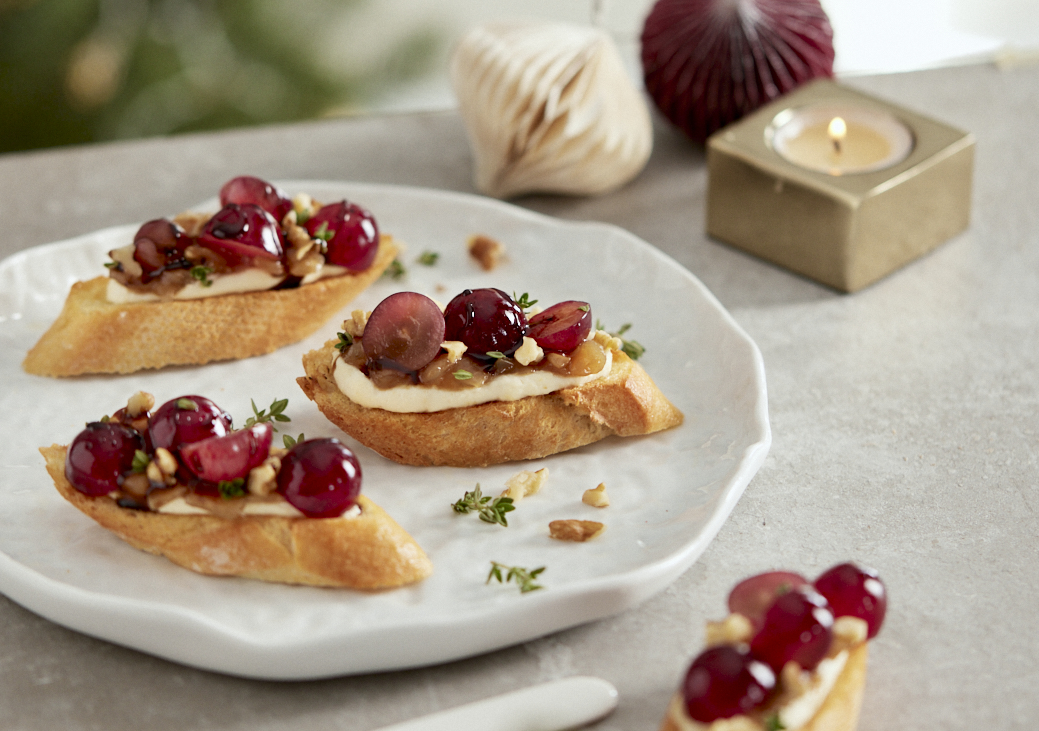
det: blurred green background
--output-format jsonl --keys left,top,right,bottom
{"left": 0, "top": 0, "right": 442, "bottom": 154}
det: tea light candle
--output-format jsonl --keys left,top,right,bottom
{"left": 768, "top": 103, "right": 914, "bottom": 175}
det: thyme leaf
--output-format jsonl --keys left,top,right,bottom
{"left": 244, "top": 397, "right": 291, "bottom": 432}
{"left": 452, "top": 484, "right": 515, "bottom": 527}
{"left": 765, "top": 714, "right": 786, "bottom": 731}
{"left": 453, "top": 370, "right": 473, "bottom": 380}
{"left": 190, "top": 265, "right": 214, "bottom": 287}
{"left": 104, "top": 261, "right": 119, "bottom": 270}
{"left": 312, "top": 221, "right": 334, "bottom": 242}
{"left": 417, "top": 250, "right": 439, "bottom": 266}
{"left": 283, "top": 432, "right": 305, "bottom": 448}
{"left": 383, "top": 259, "right": 406, "bottom": 279}
{"left": 131, "top": 450, "right": 150, "bottom": 474}
{"left": 512, "top": 292, "right": 538, "bottom": 312}
{"left": 218, "top": 477, "right": 246, "bottom": 499}
{"left": 334, "top": 331, "right": 354, "bottom": 351}
{"left": 595, "top": 319, "right": 646, "bottom": 361}
{"left": 485, "top": 351, "right": 506, "bottom": 360}
{"left": 486, "top": 561, "right": 545, "bottom": 593}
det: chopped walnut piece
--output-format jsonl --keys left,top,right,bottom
{"left": 126, "top": 391, "right": 155, "bottom": 418}
{"left": 108, "top": 244, "right": 143, "bottom": 278}
{"left": 441, "top": 340, "right": 467, "bottom": 363}
{"left": 582, "top": 483, "right": 610, "bottom": 507}
{"left": 705, "top": 613, "right": 754, "bottom": 647}
{"left": 501, "top": 468, "right": 549, "bottom": 501}
{"left": 153, "top": 447, "right": 177, "bottom": 476}
{"left": 548, "top": 519, "right": 604, "bottom": 542}
{"left": 121, "top": 473, "right": 149, "bottom": 498}
{"left": 467, "top": 234, "right": 505, "bottom": 271}
{"left": 592, "top": 330, "right": 623, "bottom": 352}
{"left": 292, "top": 193, "right": 318, "bottom": 219}
{"left": 830, "top": 615, "right": 869, "bottom": 655}
{"left": 779, "top": 661, "right": 812, "bottom": 698}
{"left": 171, "top": 211, "right": 211, "bottom": 238}
{"left": 285, "top": 221, "right": 315, "bottom": 255}
{"left": 343, "top": 310, "right": 369, "bottom": 339}
{"left": 513, "top": 336, "right": 544, "bottom": 366}
{"left": 248, "top": 455, "right": 282, "bottom": 496}
{"left": 289, "top": 249, "right": 324, "bottom": 277}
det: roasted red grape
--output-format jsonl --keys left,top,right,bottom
{"left": 362, "top": 292, "right": 446, "bottom": 372}
{"left": 814, "top": 562, "right": 887, "bottom": 638}
{"left": 750, "top": 585, "right": 833, "bottom": 672}
{"left": 198, "top": 203, "right": 284, "bottom": 266}
{"left": 682, "top": 645, "right": 775, "bottom": 722}
{"left": 728, "top": 571, "right": 809, "bottom": 629}
{"left": 180, "top": 423, "right": 273, "bottom": 483}
{"left": 443, "top": 288, "right": 527, "bottom": 358}
{"left": 306, "top": 201, "right": 379, "bottom": 271}
{"left": 132, "top": 219, "right": 190, "bottom": 279}
{"left": 219, "top": 176, "right": 293, "bottom": 220}
{"left": 148, "top": 396, "right": 232, "bottom": 454}
{"left": 277, "top": 439, "right": 362, "bottom": 518}
{"left": 65, "top": 422, "right": 145, "bottom": 496}
{"left": 527, "top": 300, "right": 592, "bottom": 351}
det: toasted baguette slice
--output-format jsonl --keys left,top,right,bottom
{"left": 659, "top": 644, "right": 869, "bottom": 731}
{"left": 23, "top": 236, "right": 398, "bottom": 377}
{"left": 41, "top": 444, "right": 432, "bottom": 589}
{"left": 297, "top": 339, "right": 683, "bottom": 467}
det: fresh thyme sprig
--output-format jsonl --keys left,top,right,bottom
{"left": 244, "top": 397, "right": 291, "bottom": 432}
{"left": 218, "top": 477, "right": 245, "bottom": 499}
{"left": 190, "top": 265, "right": 214, "bottom": 287}
{"left": 417, "top": 250, "right": 439, "bottom": 266}
{"left": 334, "top": 331, "right": 354, "bottom": 351}
{"left": 452, "top": 484, "right": 515, "bottom": 527}
{"left": 596, "top": 320, "right": 645, "bottom": 361}
{"left": 487, "top": 561, "right": 545, "bottom": 593}
{"left": 512, "top": 292, "right": 538, "bottom": 312}
{"left": 283, "top": 432, "right": 305, "bottom": 448}
{"left": 383, "top": 259, "right": 406, "bottom": 279}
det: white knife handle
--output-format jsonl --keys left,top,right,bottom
{"left": 371, "top": 675, "right": 619, "bottom": 731}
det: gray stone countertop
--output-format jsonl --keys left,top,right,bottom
{"left": 0, "top": 62, "right": 1036, "bottom": 730}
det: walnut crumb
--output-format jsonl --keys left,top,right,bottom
{"left": 343, "top": 310, "right": 370, "bottom": 338}
{"left": 549, "top": 519, "right": 604, "bottom": 542}
{"left": 248, "top": 455, "right": 281, "bottom": 496}
{"left": 513, "top": 337, "right": 544, "bottom": 366}
{"left": 171, "top": 211, "right": 211, "bottom": 238}
{"left": 441, "top": 340, "right": 468, "bottom": 363}
{"left": 502, "top": 468, "right": 548, "bottom": 501}
{"left": 582, "top": 483, "right": 610, "bottom": 507}
{"left": 830, "top": 615, "right": 868, "bottom": 655}
{"left": 592, "top": 330, "right": 623, "bottom": 352}
{"left": 705, "top": 613, "right": 754, "bottom": 646}
{"left": 467, "top": 234, "right": 505, "bottom": 270}
{"left": 126, "top": 391, "right": 155, "bottom": 418}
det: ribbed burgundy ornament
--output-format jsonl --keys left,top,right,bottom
{"left": 641, "top": 0, "right": 835, "bottom": 144}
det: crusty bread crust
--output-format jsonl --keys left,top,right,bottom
{"left": 297, "top": 339, "right": 684, "bottom": 467}
{"left": 23, "top": 236, "right": 398, "bottom": 377}
{"left": 41, "top": 444, "right": 432, "bottom": 589}
{"left": 659, "top": 644, "right": 869, "bottom": 731}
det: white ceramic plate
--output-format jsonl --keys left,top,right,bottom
{"left": 0, "top": 182, "right": 770, "bottom": 680}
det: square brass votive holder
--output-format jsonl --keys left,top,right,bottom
{"left": 706, "top": 79, "right": 975, "bottom": 292}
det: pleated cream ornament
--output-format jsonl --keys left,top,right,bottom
{"left": 451, "top": 22, "right": 653, "bottom": 198}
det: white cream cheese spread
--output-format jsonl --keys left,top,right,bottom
{"left": 107, "top": 268, "right": 285, "bottom": 303}
{"left": 332, "top": 348, "right": 612, "bottom": 413}
{"left": 156, "top": 495, "right": 361, "bottom": 519}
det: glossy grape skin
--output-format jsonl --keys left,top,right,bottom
{"left": 727, "top": 571, "right": 809, "bottom": 629}
{"left": 443, "top": 288, "right": 528, "bottom": 358}
{"left": 276, "top": 439, "right": 362, "bottom": 518}
{"left": 219, "top": 176, "right": 293, "bottom": 220}
{"left": 814, "top": 562, "right": 887, "bottom": 638}
{"left": 750, "top": 586, "right": 834, "bottom": 672}
{"left": 527, "top": 300, "right": 592, "bottom": 351}
{"left": 148, "top": 396, "right": 232, "bottom": 454}
{"left": 65, "top": 422, "right": 144, "bottom": 496}
{"left": 132, "top": 219, "right": 190, "bottom": 279}
{"left": 362, "top": 292, "right": 446, "bottom": 372}
{"left": 180, "top": 423, "right": 273, "bottom": 483}
{"left": 681, "top": 645, "right": 775, "bottom": 722}
{"left": 198, "top": 203, "right": 284, "bottom": 266}
{"left": 305, "top": 201, "right": 379, "bottom": 271}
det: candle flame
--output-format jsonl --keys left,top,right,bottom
{"left": 828, "top": 116, "right": 847, "bottom": 154}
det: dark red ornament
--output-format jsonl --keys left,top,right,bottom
{"left": 641, "top": 0, "right": 835, "bottom": 144}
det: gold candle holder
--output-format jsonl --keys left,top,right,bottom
{"left": 706, "top": 79, "right": 975, "bottom": 292}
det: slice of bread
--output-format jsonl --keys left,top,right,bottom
{"left": 297, "top": 338, "right": 684, "bottom": 467}
{"left": 659, "top": 644, "right": 869, "bottom": 731}
{"left": 41, "top": 444, "right": 432, "bottom": 589}
{"left": 23, "top": 236, "right": 398, "bottom": 377}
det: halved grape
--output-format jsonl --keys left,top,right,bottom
{"left": 728, "top": 571, "right": 809, "bottom": 628}
{"left": 443, "top": 288, "right": 527, "bottom": 358}
{"left": 198, "top": 203, "right": 284, "bottom": 266}
{"left": 527, "top": 300, "right": 592, "bottom": 351}
{"left": 750, "top": 586, "right": 833, "bottom": 672}
{"left": 65, "top": 422, "right": 145, "bottom": 496}
{"left": 362, "top": 292, "right": 446, "bottom": 372}
{"left": 132, "top": 219, "right": 190, "bottom": 279}
{"left": 682, "top": 645, "right": 775, "bottom": 722}
{"left": 814, "top": 562, "right": 887, "bottom": 638}
{"left": 148, "top": 396, "right": 232, "bottom": 454}
{"left": 219, "top": 176, "right": 293, "bottom": 220}
{"left": 277, "top": 438, "right": 362, "bottom": 518}
{"left": 180, "top": 423, "right": 273, "bottom": 483}
{"left": 305, "top": 201, "right": 379, "bottom": 271}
